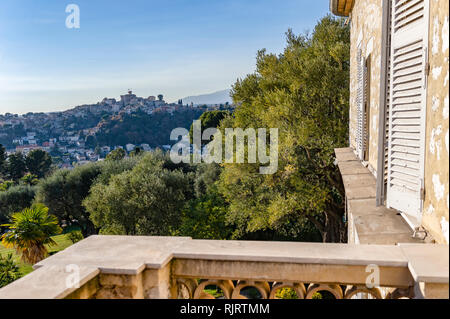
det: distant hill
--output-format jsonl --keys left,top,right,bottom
{"left": 180, "top": 89, "right": 232, "bottom": 106}
{"left": 94, "top": 108, "right": 207, "bottom": 148}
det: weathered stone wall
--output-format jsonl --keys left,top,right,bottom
{"left": 94, "top": 272, "right": 144, "bottom": 299}
{"left": 349, "top": 0, "right": 449, "bottom": 243}
{"left": 142, "top": 265, "right": 173, "bottom": 299}
{"left": 65, "top": 276, "right": 99, "bottom": 299}
{"left": 349, "top": 0, "right": 383, "bottom": 174}
{"left": 422, "top": 0, "right": 449, "bottom": 244}
{"left": 64, "top": 265, "right": 174, "bottom": 299}
{"left": 85, "top": 265, "right": 173, "bottom": 299}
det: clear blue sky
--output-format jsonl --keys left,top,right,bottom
{"left": 0, "top": 0, "right": 329, "bottom": 114}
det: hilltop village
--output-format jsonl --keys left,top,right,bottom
{"left": 0, "top": 91, "right": 231, "bottom": 168}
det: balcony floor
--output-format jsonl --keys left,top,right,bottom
{"left": 335, "top": 148, "right": 423, "bottom": 245}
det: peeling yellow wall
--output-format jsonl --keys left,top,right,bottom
{"left": 348, "top": 0, "right": 449, "bottom": 243}
{"left": 349, "top": 0, "right": 383, "bottom": 175}
{"left": 422, "top": 0, "right": 449, "bottom": 244}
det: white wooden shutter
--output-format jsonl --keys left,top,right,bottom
{"left": 386, "top": 0, "right": 429, "bottom": 225}
{"left": 356, "top": 48, "right": 366, "bottom": 160}
{"left": 384, "top": 20, "right": 392, "bottom": 198}
{"left": 363, "top": 57, "right": 370, "bottom": 161}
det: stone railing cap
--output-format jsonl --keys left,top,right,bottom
{"left": 0, "top": 266, "right": 99, "bottom": 299}
{"left": 399, "top": 243, "right": 449, "bottom": 283}
{"left": 172, "top": 240, "right": 409, "bottom": 267}
{"left": 34, "top": 235, "right": 192, "bottom": 274}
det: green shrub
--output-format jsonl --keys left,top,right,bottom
{"left": 275, "top": 288, "right": 299, "bottom": 299}
{"left": 0, "top": 185, "right": 36, "bottom": 225}
{"left": 0, "top": 253, "right": 22, "bottom": 288}
{"left": 84, "top": 152, "right": 193, "bottom": 236}
{"left": 35, "top": 163, "right": 102, "bottom": 237}
{"left": 68, "top": 230, "right": 84, "bottom": 244}
{"left": 311, "top": 292, "right": 323, "bottom": 299}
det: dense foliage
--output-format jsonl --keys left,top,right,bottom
{"left": 105, "top": 148, "right": 126, "bottom": 161}
{"left": 218, "top": 16, "right": 349, "bottom": 242}
{"left": 177, "top": 189, "right": 231, "bottom": 239}
{"left": 83, "top": 151, "right": 193, "bottom": 235}
{"left": 176, "top": 163, "right": 232, "bottom": 239}
{"left": 0, "top": 254, "right": 21, "bottom": 288}
{"left": 33, "top": 157, "right": 141, "bottom": 237}
{"left": 0, "top": 144, "right": 6, "bottom": 176}
{"left": 67, "top": 230, "right": 84, "bottom": 244}
{"left": 95, "top": 109, "right": 206, "bottom": 148}
{"left": 0, "top": 185, "right": 36, "bottom": 226}
{"left": 4, "top": 152, "right": 27, "bottom": 181}
{"left": 0, "top": 146, "right": 53, "bottom": 183}
{"left": 25, "top": 149, "right": 52, "bottom": 179}
{"left": 35, "top": 163, "right": 103, "bottom": 237}
{"left": 189, "top": 110, "right": 231, "bottom": 145}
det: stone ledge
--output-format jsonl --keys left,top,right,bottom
{"left": 345, "top": 185, "right": 377, "bottom": 200}
{"left": 0, "top": 265, "right": 99, "bottom": 299}
{"left": 31, "top": 236, "right": 414, "bottom": 269}
{"left": 336, "top": 161, "right": 370, "bottom": 175}
{"left": 357, "top": 234, "right": 424, "bottom": 245}
{"left": 399, "top": 244, "right": 449, "bottom": 283}
{"left": 34, "top": 235, "right": 192, "bottom": 274}
{"left": 341, "top": 174, "right": 376, "bottom": 188}
{"left": 334, "top": 148, "right": 420, "bottom": 245}
{"left": 171, "top": 240, "right": 409, "bottom": 267}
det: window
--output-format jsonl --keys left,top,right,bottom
{"left": 356, "top": 49, "right": 370, "bottom": 162}
{"left": 364, "top": 55, "right": 371, "bottom": 162}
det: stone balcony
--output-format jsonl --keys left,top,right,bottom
{"left": 0, "top": 235, "right": 448, "bottom": 299}
{"left": 334, "top": 147, "right": 425, "bottom": 245}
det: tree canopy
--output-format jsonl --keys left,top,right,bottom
{"left": 0, "top": 185, "right": 36, "bottom": 226}
{"left": 1, "top": 149, "right": 53, "bottom": 183}
{"left": 218, "top": 16, "right": 350, "bottom": 242}
{"left": 189, "top": 110, "right": 231, "bottom": 145}
{"left": 25, "top": 149, "right": 52, "bottom": 178}
{"left": 35, "top": 163, "right": 103, "bottom": 237}
{"left": 106, "top": 148, "right": 126, "bottom": 161}
{"left": 0, "top": 144, "right": 6, "bottom": 177}
{"left": 83, "top": 151, "right": 194, "bottom": 235}
{"left": 5, "top": 152, "right": 26, "bottom": 181}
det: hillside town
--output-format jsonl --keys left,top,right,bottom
{"left": 0, "top": 90, "right": 229, "bottom": 169}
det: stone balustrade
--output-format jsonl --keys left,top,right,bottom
{"left": 0, "top": 236, "right": 448, "bottom": 299}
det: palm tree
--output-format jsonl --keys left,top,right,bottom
{"left": 1, "top": 204, "right": 62, "bottom": 264}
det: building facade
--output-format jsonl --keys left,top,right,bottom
{"left": 331, "top": 0, "right": 449, "bottom": 244}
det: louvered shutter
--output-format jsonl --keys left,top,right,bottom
{"left": 383, "top": 4, "right": 393, "bottom": 201}
{"left": 386, "top": 0, "right": 429, "bottom": 224}
{"left": 384, "top": 21, "right": 392, "bottom": 198}
{"left": 356, "top": 48, "right": 366, "bottom": 160}
{"left": 363, "top": 57, "right": 370, "bottom": 161}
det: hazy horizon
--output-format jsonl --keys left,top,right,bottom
{"left": 0, "top": 0, "right": 328, "bottom": 114}
{"left": 1, "top": 88, "right": 232, "bottom": 115}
